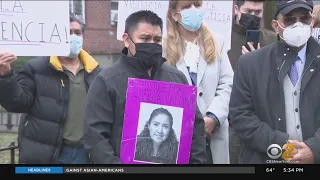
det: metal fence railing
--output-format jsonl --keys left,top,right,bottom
{"left": 0, "top": 106, "right": 21, "bottom": 133}
{"left": 0, "top": 142, "right": 18, "bottom": 164}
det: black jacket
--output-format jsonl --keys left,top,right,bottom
{"left": 84, "top": 48, "right": 207, "bottom": 164}
{"left": 0, "top": 50, "right": 101, "bottom": 164}
{"left": 229, "top": 38, "right": 320, "bottom": 164}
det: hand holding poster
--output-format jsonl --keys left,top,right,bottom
{"left": 0, "top": 1, "right": 70, "bottom": 56}
{"left": 121, "top": 78, "right": 197, "bottom": 164}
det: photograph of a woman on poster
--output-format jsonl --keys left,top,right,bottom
{"left": 134, "top": 107, "right": 180, "bottom": 164}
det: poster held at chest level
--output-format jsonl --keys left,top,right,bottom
{"left": 0, "top": 0, "right": 70, "bottom": 56}
{"left": 120, "top": 78, "right": 197, "bottom": 164}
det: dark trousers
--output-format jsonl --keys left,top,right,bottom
{"left": 206, "top": 138, "right": 213, "bottom": 164}
{"left": 229, "top": 127, "right": 242, "bottom": 164}
{"left": 55, "top": 145, "right": 89, "bottom": 164}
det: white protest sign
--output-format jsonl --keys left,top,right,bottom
{"left": 117, "top": 0, "right": 232, "bottom": 50}
{"left": 202, "top": 1, "right": 233, "bottom": 50}
{"left": 0, "top": 1, "right": 70, "bottom": 56}
{"left": 117, "top": 1, "right": 168, "bottom": 40}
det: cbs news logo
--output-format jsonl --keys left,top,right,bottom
{"left": 267, "top": 143, "right": 294, "bottom": 160}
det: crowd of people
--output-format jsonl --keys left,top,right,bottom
{"left": 0, "top": 0, "right": 319, "bottom": 164}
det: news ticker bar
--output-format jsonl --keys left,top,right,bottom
{"left": 15, "top": 167, "right": 255, "bottom": 174}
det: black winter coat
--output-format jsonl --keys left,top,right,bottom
{"left": 0, "top": 50, "right": 101, "bottom": 163}
{"left": 229, "top": 38, "right": 320, "bottom": 164}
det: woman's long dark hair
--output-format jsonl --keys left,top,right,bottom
{"left": 134, "top": 107, "right": 179, "bottom": 163}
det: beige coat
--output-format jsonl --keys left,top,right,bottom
{"left": 163, "top": 34, "right": 234, "bottom": 164}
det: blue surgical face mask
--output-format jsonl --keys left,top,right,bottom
{"left": 178, "top": 7, "right": 205, "bottom": 32}
{"left": 68, "top": 34, "right": 83, "bottom": 58}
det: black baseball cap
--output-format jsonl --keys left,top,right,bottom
{"left": 274, "top": 0, "right": 313, "bottom": 19}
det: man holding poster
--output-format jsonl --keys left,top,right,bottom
{"left": 0, "top": 14, "right": 101, "bottom": 164}
{"left": 84, "top": 10, "right": 207, "bottom": 164}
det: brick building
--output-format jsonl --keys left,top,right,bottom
{"left": 70, "top": 0, "right": 122, "bottom": 68}
{"left": 71, "top": 0, "right": 279, "bottom": 68}
{"left": 71, "top": 0, "right": 249, "bottom": 68}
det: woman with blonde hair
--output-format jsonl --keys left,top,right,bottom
{"left": 163, "top": 0, "right": 233, "bottom": 164}
{"left": 312, "top": 4, "right": 320, "bottom": 43}
{"left": 313, "top": 4, "right": 320, "bottom": 28}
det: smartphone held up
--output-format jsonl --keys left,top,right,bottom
{"left": 245, "top": 30, "right": 260, "bottom": 51}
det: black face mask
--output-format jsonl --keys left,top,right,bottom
{"left": 129, "top": 41, "right": 163, "bottom": 70}
{"left": 239, "top": 13, "right": 261, "bottom": 30}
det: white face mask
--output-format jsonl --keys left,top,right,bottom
{"left": 277, "top": 21, "right": 312, "bottom": 47}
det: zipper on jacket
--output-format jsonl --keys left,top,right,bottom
{"left": 60, "top": 79, "right": 65, "bottom": 87}
{"left": 59, "top": 79, "right": 64, "bottom": 104}
{"left": 52, "top": 77, "right": 69, "bottom": 162}
{"left": 301, "top": 56, "right": 316, "bottom": 80}
{"left": 277, "top": 60, "right": 287, "bottom": 82}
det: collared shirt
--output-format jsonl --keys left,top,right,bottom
{"left": 295, "top": 44, "right": 307, "bottom": 77}
{"left": 283, "top": 44, "right": 307, "bottom": 142}
{"left": 62, "top": 62, "right": 87, "bottom": 146}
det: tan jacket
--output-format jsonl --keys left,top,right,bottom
{"left": 227, "top": 22, "right": 277, "bottom": 70}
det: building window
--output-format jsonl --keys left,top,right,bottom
{"left": 70, "top": 0, "right": 86, "bottom": 23}
{"left": 110, "top": 0, "right": 118, "bottom": 26}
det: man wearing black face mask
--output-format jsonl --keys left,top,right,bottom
{"left": 125, "top": 34, "right": 163, "bottom": 78}
{"left": 83, "top": 10, "right": 207, "bottom": 164}
{"left": 228, "top": 0, "right": 277, "bottom": 70}
{"left": 228, "top": 0, "right": 277, "bottom": 164}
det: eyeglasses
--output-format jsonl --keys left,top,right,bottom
{"left": 279, "top": 13, "right": 313, "bottom": 27}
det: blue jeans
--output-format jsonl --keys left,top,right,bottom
{"left": 55, "top": 145, "right": 89, "bottom": 164}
